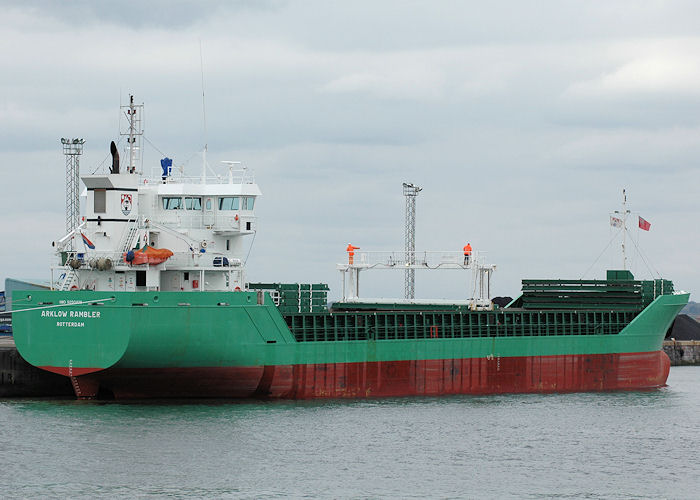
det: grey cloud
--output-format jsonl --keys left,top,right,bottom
{"left": 2, "top": 1, "right": 699, "bottom": 298}
{"left": 17, "top": 0, "right": 275, "bottom": 29}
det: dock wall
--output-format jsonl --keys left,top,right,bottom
{"left": 663, "top": 340, "right": 700, "bottom": 366}
{"left": 0, "top": 346, "right": 73, "bottom": 397}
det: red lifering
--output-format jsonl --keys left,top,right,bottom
{"left": 70, "top": 285, "right": 79, "bottom": 291}
{"left": 234, "top": 286, "right": 241, "bottom": 292}
{"left": 234, "top": 214, "right": 239, "bottom": 221}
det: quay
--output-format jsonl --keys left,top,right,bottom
{"left": 663, "top": 340, "right": 700, "bottom": 366}
{"left": 0, "top": 337, "right": 73, "bottom": 397}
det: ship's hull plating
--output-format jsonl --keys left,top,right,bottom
{"left": 52, "top": 351, "right": 671, "bottom": 399}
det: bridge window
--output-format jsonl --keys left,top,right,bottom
{"left": 162, "top": 197, "right": 183, "bottom": 210}
{"left": 218, "top": 197, "right": 240, "bottom": 210}
{"left": 242, "top": 197, "right": 255, "bottom": 210}
{"left": 185, "top": 197, "right": 202, "bottom": 210}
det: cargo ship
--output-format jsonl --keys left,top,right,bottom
{"left": 11, "top": 97, "right": 689, "bottom": 399}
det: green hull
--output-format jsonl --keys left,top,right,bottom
{"left": 12, "top": 289, "right": 688, "bottom": 374}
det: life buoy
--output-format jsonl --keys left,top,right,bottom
{"left": 70, "top": 285, "right": 79, "bottom": 291}
{"left": 234, "top": 286, "right": 241, "bottom": 292}
{"left": 234, "top": 214, "right": 239, "bottom": 221}
{"left": 200, "top": 241, "right": 208, "bottom": 249}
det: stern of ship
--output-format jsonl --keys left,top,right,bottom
{"left": 12, "top": 290, "right": 130, "bottom": 397}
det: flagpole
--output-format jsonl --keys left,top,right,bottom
{"left": 622, "top": 189, "right": 627, "bottom": 270}
{"left": 609, "top": 191, "right": 651, "bottom": 274}
{"left": 613, "top": 189, "right": 630, "bottom": 270}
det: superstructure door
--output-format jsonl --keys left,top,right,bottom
{"left": 203, "top": 197, "right": 215, "bottom": 226}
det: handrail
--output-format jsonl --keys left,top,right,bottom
{"left": 148, "top": 213, "right": 252, "bottom": 231}
{"left": 116, "top": 216, "right": 139, "bottom": 254}
{"left": 339, "top": 250, "right": 488, "bottom": 269}
{"left": 146, "top": 220, "right": 201, "bottom": 249}
{"left": 146, "top": 167, "right": 256, "bottom": 185}
{"left": 6, "top": 297, "right": 116, "bottom": 314}
{"left": 52, "top": 249, "right": 243, "bottom": 270}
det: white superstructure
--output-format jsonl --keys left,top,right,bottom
{"left": 52, "top": 96, "right": 260, "bottom": 293}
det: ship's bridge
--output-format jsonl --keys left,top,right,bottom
{"left": 142, "top": 179, "right": 262, "bottom": 236}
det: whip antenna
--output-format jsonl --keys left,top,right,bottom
{"left": 199, "top": 39, "right": 208, "bottom": 183}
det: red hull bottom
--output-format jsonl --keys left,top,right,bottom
{"left": 54, "top": 351, "right": 671, "bottom": 399}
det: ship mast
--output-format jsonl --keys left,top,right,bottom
{"left": 613, "top": 188, "right": 630, "bottom": 270}
{"left": 129, "top": 97, "right": 135, "bottom": 170}
{"left": 120, "top": 95, "right": 143, "bottom": 174}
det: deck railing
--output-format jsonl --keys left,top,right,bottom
{"left": 146, "top": 167, "right": 256, "bottom": 186}
{"left": 340, "top": 250, "right": 483, "bottom": 269}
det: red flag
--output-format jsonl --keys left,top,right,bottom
{"left": 638, "top": 216, "right": 651, "bottom": 231}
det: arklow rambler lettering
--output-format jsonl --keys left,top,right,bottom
{"left": 41, "top": 310, "right": 101, "bottom": 318}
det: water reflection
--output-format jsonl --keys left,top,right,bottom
{"left": 0, "top": 368, "right": 697, "bottom": 498}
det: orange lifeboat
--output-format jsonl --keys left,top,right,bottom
{"left": 124, "top": 245, "right": 174, "bottom": 265}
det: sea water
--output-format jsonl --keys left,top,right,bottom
{"left": 0, "top": 367, "right": 698, "bottom": 499}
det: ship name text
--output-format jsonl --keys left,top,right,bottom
{"left": 56, "top": 321, "right": 85, "bottom": 328}
{"left": 41, "top": 310, "right": 101, "bottom": 318}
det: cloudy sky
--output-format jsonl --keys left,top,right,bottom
{"left": 1, "top": 0, "right": 698, "bottom": 300}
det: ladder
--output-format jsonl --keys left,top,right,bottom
{"left": 58, "top": 268, "right": 77, "bottom": 291}
{"left": 119, "top": 218, "right": 140, "bottom": 254}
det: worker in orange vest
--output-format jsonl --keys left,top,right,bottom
{"left": 463, "top": 243, "right": 472, "bottom": 265}
{"left": 346, "top": 244, "right": 360, "bottom": 265}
